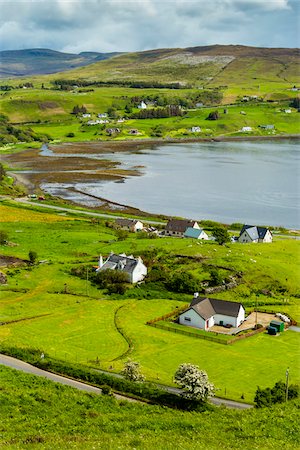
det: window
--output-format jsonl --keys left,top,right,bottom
{"left": 184, "top": 316, "right": 191, "bottom": 322}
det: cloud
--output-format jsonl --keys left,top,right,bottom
{"left": 0, "top": 0, "right": 298, "bottom": 52}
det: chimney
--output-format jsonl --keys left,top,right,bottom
{"left": 99, "top": 255, "right": 103, "bottom": 268}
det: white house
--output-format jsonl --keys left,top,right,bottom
{"left": 179, "top": 295, "right": 245, "bottom": 331}
{"left": 238, "top": 225, "right": 273, "bottom": 243}
{"left": 165, "top": 219, "right": 200, "bottom": 237}
{"left": 138, "top": 101, "right": 147, "bottom": 109}
{"left": 284, "top": 109, "right": 292, "bottom": 113}
{"left": 96, "top": 253, "right": 147, "bottom": 283}
{"left": 191, "top": 126, "right": 201, "bottom": 133}
{"left": 184, "top": 227, "right": 208, "bottom": 240}
{"left": 82, "top": 113, "right": 91, "bottom": 118}
{"left": 115, "top": 218, "right": 144, "bottom": 232}
{"left": 241, "top": 126, "right": 252, "bottom": 132}
{"left": 98, "top": 113, "right": 108, "bottom": 118}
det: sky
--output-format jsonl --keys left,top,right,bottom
{"left": 0, "top": 0, "right": 299, "bottom": 54}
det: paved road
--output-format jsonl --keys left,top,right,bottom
{"left": 0, "top": 354, "right": 253, "bottom": 409}
{"left": 6, "top": 197, "right": 165, "bottom": 226}
{"left": 0, "top": 354, "right": 138, "bottom": 403}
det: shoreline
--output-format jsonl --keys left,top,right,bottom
{"left": 49, "top": 133, "right": 300, "bottom": 152}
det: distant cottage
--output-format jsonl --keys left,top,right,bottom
{"left": 184, "top": 227, "right": 208, "bottom": 240}
{"left": 191, "top": 126, "right": 201, "bottom": 133}
{"left": 238, "top": 225, "right": 272, "bottom": 243}
{"left": 165, "top": 219, "right": 200, "bottom": 237}
{"left": 240, "top": 126, "right": 252, "bottom": 132}
{"left": 96, "top": 253, "right": 147, "bottom": 283}
{"left": 138, "top": 101, "right": 147, "bottom": 109}
{"left": 179, "top": 294, "right": 245, "bottom": 331}
{"left": 115, "top": 218, "right": 144, "bottom": 232}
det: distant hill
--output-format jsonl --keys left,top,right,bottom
{"left": 41, "top": 44, "right": 299, "bottom": 89}
{"left": 0, "top": 48, "right": 121, "bottom": 77}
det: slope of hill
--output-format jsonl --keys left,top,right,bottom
{"left": 1, "top": 365, "right": 299, "bottom": 449}
{"left": 46, "top": 44, "right": 299, "bottom": 90}
{"left": 0, "top": 48, "right": 121, "bottom": 77}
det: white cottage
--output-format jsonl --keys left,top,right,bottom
{"left": 179, "top": 295, "right": 245, "bottom": 331}
{"left": 115, "top": 218, "right": 144, "bottom": 232}
{"left": 96, "top": 253, "right": 147, "bottom": 283}
{"left": 238, "top": 225, "right": 272, "bottom": 243}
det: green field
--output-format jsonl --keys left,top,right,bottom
{"left": 1, "top": 365, "right": 299, "bottom": 450}
{"left": 0, "top": 203, "right": 299, "bottom": 402}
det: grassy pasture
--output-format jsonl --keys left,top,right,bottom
{"left": 1, "top": 365, "right": 299, "bottom": 450}
{"left": 0, "top": 203, "right": 299, "bottom": 402}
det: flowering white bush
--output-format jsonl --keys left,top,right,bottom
{"left": 121, "top": 359, "right": 145, "bottom": 382}
{"left": 174, "top": 363, "right": 215, "bottom": 401}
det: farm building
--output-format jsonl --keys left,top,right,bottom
{"left": 96, "top": 253, "right": 147, "bottom": 283}
{"left": 184, "top": 227, "right": 208, "bottom": 240}
{"left": 238, "top": 225, "right": 272, "bottom": 243}
{"left": 165, "top": 219, "right": 200, "bottom": 237}
{"left": 138, "top": 101, "right": 147, "bottom": 109}
{"left": 115, "top": 218, "right": 144, "bottom": 232}
{"left": 179, "top": 295, "right": 245, "bottom": 331}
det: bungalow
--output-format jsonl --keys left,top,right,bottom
{"left": 165, "top": 219, "right": 200, "bottom": 237}
{"left": 184, "top": 227, "right": 208, "bottom": 240}
{"left": 191, "top": 126, "right": 201, "bottom": 133}
{"left": 96, "top": 253, "right": 147, "bottom": 283}
{"left": 115, "top": 218, "right": 144, "bottom": 232}
{"left": 138, "top": 101, "right": 147, "bottom": 109}
{"left": 238, "top": 225, "right": 273, "bottom": 243}
{"left": 240, "top": 126, "right": 252, "bottom": 132}
{"left": 98, "top": 113, "right": 108, "bottom": 118}
{"left": 82, "top": 113, "right": 91, "bottom": 118}
{"left": 179, "top": 294, "right": 245, "bottom": 331}
{"left": 106, "top": 128, "right": 121, "bottom": 135}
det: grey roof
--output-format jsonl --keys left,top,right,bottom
{"left": 99, "top": 253, "right": 140, "bottom": 275}
{"left": 239, "top": 225, "right": 270, "bottom": 240}
{"left": 189, "top": 296, "right": 243, "bottom": 320}
{"left": 116, "top": 218, "right": 139, "bottom": 227}
{"left": 166, "top": 219, "right": 198, "bottom": 233}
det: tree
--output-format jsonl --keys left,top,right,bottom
{"left": 212, "top": 226, "right": 230, "bottom": 245}
{"left": 206, "top": 111, "right": 219, "bottom": 120}
{"left": 0, "top": 230, "right": 8, "bottom": 245}
{"left": 166, "top": 271, "right": 199, "bottom": 294}
{"left": 254, "top": 381, "right": 299, "bottom": 408}
{"left": 28, "top": 250, "right": 38, "bottom": 264}
{"left": 0, "top": 163, "right": 6, "bottom": 182}
{"left": 121, "top": 359, "right": 145, "bottom": 382}
{"left": 174, "top": 363, "right": 215, "bottom": 401}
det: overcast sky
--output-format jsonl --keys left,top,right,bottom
{"left": 0, "top": 0, "right": 299, "bottom": 53}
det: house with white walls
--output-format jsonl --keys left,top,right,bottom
{"left": 238, "top": 225, "right": 273, "bottom": 243}
{"left": 179, "top": 294, "right": 245, "bottom": 331}
{"left": 96, "top": 253, "right": 147, "bottom": 283}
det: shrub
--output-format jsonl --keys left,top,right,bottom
{"left": 0, "top": 230, "right": 8, "bottom": 245}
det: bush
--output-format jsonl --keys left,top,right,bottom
{"left": 101, "top": 385, "right": 112, "bottom": 395}
{"left": 66, "top": 132, "right": 75, "bottom": 138}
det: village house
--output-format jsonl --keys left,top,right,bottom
{"left": 238, "top": 225, "right": 273, "bottom": 243}
{"left": 191, "top": 126, "right": 201, "bottom": 133}
{"left": 98, "top": 113, "right": 108, "bottom": 118}
{"left": 240, "top": 126, "right": 252, "bottom": 132}
{"left": 96, "top": 253, "right": 147, "bottom": 283}
{"left": 106, "top": 128, "right": 120, "bottom": 135}
{"left": 165, "top": 219, "right": 200, "bottom": 237}
{"left": 82, "top": 113, "right": 91, "bottom": 118}
{"left": 115, "top": 218, "right": 144, "bottom": 232}
{"left": 178, "top": 294, "right": 245, "bottom": 331}
{"left": 184, "top": 227, "right": 208, "bottom": 240}
{"left": 137, "top": 101, "right": 147, "bottom": 109}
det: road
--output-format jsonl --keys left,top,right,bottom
{"left": 0, "top": 354, "right": 138, "bottom": 403}
{"left": 0, "top": 353, "right": 253, "bottom": 409}
{"left": 5, "top": 197, "right": 166, "bottom": 226}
